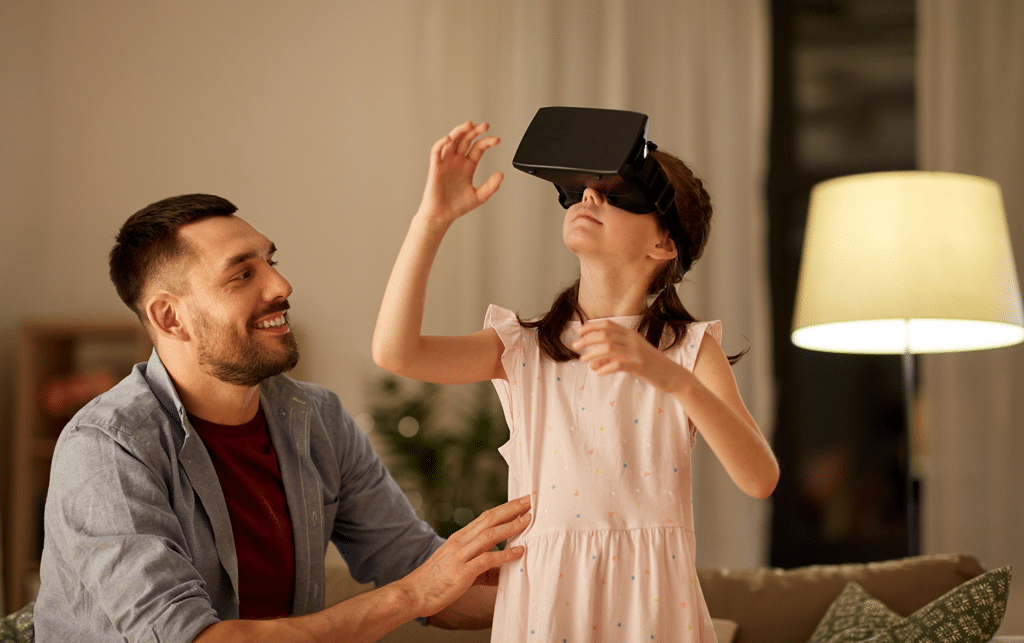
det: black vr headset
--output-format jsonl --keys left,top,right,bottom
{"left": 512, "top": 106, "right": 690, "bottom": 272}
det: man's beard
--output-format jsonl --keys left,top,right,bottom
{"left": 192, "top": 303, "right": 300, "bottom": 387}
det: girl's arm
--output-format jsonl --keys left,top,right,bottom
{"left": 573, "top": 320, "right": 779, "bottom": 499}
{"left": 372, "top": 121, "right": 507, "bottom": 384}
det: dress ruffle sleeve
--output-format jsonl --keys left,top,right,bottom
{"left": 674, "top": 320, "right": 723, "bottom": 371}
{"left": 484, "top": 304, "right": 527, "bottom": 435}
{"left": 673, "top": 320, "right": 724, "bottom": 450}
{"left": 484, "top": 304, "right": 524, "bottom": 385}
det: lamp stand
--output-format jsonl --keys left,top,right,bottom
{"left": 902, "top": 349, "right": 920, "bottom": 557}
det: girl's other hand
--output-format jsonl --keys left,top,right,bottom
{"left": 573, "top": 319, "right": 690, "bottom": 394}
{"left": 417, "top": 121, "right": 504, "bottom": 225}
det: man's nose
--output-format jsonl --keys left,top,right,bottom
{"left": 267, "top": 265, "right": 293, "bottom": 301}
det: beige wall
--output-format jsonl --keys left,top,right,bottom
{"left": 1, "top": 1, "right": 47, "bottom": 515}
{"left": 0, "top": 1, "right": 569, "bottom": 423}
{"left": 2, "top": 0, "right": 777, "bottom": 580}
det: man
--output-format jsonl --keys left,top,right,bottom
{"left": 34, "top": 194, "right": 530, "bottom": 643}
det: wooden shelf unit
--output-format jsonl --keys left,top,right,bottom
{"left": 5, "top": 319, "right": 150, "bottom": 611}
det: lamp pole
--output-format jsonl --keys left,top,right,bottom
{"left": 902, "top": 348, "right": 919, "bottom": 557}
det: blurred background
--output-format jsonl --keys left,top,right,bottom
{"left": 1, "top": 0, "right": 1021, "bottom": 634}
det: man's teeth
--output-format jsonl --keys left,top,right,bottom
{"left": 257, "top": 314, "right": 287, "bottom": 329}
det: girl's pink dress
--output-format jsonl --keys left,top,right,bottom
{"left": 486, "top": 305, "right": 719, "bottom": 642}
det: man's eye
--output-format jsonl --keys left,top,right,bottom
{"left": 268, "top": 259, "right": 278, "bottom": 267}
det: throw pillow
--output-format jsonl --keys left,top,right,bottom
{"left": 806, "top": 583, "right": 901, "bottom": 643}
{"left": 698, "top": 553, "right": 986, "bottom": 643}
{"left": 886, "top": 564, "right": 1012, "bottom": 643}
{"left": 807, "top": 565, "right": 1012, "bottom": 643}
{"left": 0, "top": 601, "right": 35, "bottom": 643}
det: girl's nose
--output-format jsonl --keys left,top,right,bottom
{"left": 581, "top": 187, "right": 606, "bottom": 205}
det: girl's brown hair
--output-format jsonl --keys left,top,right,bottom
{"left": 518, "top": 149, "right": 744, "bottom": 364}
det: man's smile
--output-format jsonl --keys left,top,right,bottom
{"left": 251, "top": 300, "right": 291, "bottom": 334}
{"left": 254, "top": 312, "right": 289, "bottom": 330}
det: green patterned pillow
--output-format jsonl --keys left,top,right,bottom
{"left": 807, "top": 582, "right": 901, "bottom": 643}
{"left": 888, "top": 565, "right": 1012, "bottom": 642}
{"left": 808, "top": 565, "right": 1012, "bottom": 643}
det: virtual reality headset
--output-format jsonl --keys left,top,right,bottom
{"left": 512, "top": 106, "right": 690, "bottom": 271}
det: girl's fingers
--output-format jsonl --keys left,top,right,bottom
{"left": 573, "top": 331, "right": 624, "bottom": 355}
{"left": 451, "top": 121, "right": 488, "bottom": 156}
{"left": 460, "top": 123, "right": 482, "bottom": 152}
{"left": 577, "top": 321, "right": 627, "bottom": 341}
{"left": 430, "top": 134, "right": 451, "bottom": 160}
{"left": 467, "top": 133, "right": 499, "bottom": 161}
{"left": 433, "top": 122, "right": 496, "bottom": 165}
{"left": 577, "top": 344, "right": 610, "bottom": 362}
{"left": 476, "top": 171, "right": 504, "bottom": 203}
{"left": 436, "top": 121, "right": 473, "bottom": 159}
{"left": 448, "top": 120, "right": 475, "bottom": 140}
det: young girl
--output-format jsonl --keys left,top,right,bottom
{"left": 373, "top": 120, "right": 778, "bottom": 642}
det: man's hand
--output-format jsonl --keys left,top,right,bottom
{"left": 399, "top": 494, "right": 531, "bottom": 620}
{"left": 193, "top": 495, "right": 531, "bottom": 643}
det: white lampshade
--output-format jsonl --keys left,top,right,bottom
{"left": 792, "top": 171, "right": 1024, "bottom": 354}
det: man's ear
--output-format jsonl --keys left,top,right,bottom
{"left": 649, "top": 230, "right": 678, "bottom": 262}
{"left": 145, "top": 293, "right": 190, "bottom": 342}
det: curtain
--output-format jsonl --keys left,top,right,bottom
{"left": 410, "top": 0, "right": 774, "bottom": 568}
{"left": 917, "top": 0, "right": 1024, "bottom": 635}
{"left": 12, "top": 0, "right": 773, "bottom": 573}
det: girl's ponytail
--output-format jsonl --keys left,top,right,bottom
{"left": 638, "top": 270, "right": 694, "bottom": 352}
{"left": 519, "top": 279, "right": 586, "bottom": 361}
{"left": 639, "top": 277, "right": 748, "bottom": 365}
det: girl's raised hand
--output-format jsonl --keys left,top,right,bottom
{"left": 572, "top": 319, "right": 692, "bottom": 395}
{"left": 418, "top": 121, "right": 504, "bottom": 225}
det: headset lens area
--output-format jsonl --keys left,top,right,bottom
{"left": 555, "top": 186, "right": 656, "bottom": 214}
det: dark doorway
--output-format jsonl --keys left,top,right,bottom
{"left": 768, "top": 0, "right": 917, "bottom": 567}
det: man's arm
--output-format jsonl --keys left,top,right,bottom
{"left": 194, "top": 495, "right": 531, "bottom": 643}
{"left": 426, "top": 586, "right": 499, "bottom": 630}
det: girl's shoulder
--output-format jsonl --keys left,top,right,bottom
{"left": 484, "top": 304, "right": 536, "bottom": 354}
{"left": 666, "top": 319, "right": 723, "bottom": 367}
{"left": 484, "top": 304, "right": 520, "bottom": 340}
{"left": 484, "top": 303, "right": 516, "bottom": 328}
{"left": 684, "top": 319, "right": 722, "bottom": 345}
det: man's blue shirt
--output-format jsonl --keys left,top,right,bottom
{"left": 34, "top": 350, "right": 443, "bottom": 642}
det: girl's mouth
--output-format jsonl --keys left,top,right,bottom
{"left": 573, "top": 211, "right": 602, "bottom": 225}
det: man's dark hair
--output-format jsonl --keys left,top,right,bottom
{"left": 109, "top": 193, "right": 237, "bottom": 318}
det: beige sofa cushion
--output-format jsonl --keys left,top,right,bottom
{"left": 714, "top": 617, "right": 740, "bottom": 643}
{"left": 698, "top": 553, "right": 985, "bottom": 643}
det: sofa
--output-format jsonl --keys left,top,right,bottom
{"left": 325, "top": 549, "right": 1001, "bottom": 643}
{"left": 0, "top": 551, "right": 999, "bottom": 642}
{"left": 696, "top": 552, "right": 992, "bottom": 643}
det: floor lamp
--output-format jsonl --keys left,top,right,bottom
{"left": 790, "top": 171, "right": 1024, "bottom": 556}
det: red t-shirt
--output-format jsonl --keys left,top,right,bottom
{"left": 190, "top": 406, "right": 295, "bottom": 619}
